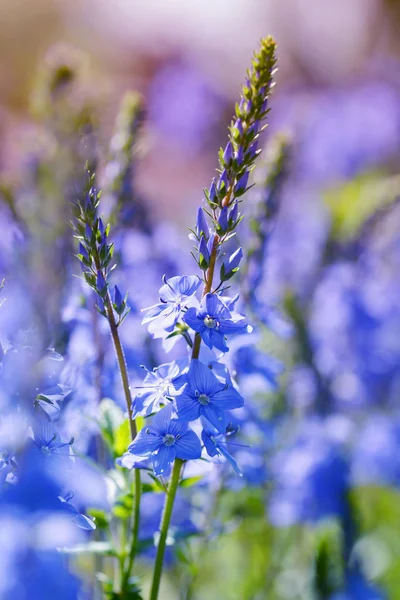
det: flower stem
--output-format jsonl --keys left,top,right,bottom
{"left": 191, "top": 195, "right": 229, "bottom": 360}
{"left": 121, "top": 468, "right": 141, "bottom": 590}
{"left": 104, "top": 290, "right": 137, "bottom": 438}
{"left": 149, "top": 458, "right": 183, "bottom": 600}
{"left": 96, "top": 263, "right": 142, "bottom": 582}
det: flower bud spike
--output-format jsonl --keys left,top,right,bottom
{"left": 96, "top": 271, "right": 107, "bottom": 297}
{"left": 228, "top": 202, "right": 239, "bottom": 225}
{"left": 196, "top": 207, "right": 209, "bottom": 239}
{"left": 227, "top": 247, "right": 243, "bottom": 272}
{"left": 79, "top": 242, "right": 89, "bottom": 261}
{"left": 98, "top": 218, "right": 105, "bottom": 237}
{"left": 234, "top": 171, "right": 250, "bottom": 195}
{"left": 217, "top": 206, "right": 228, "bottom": 234}
{"left": 223, "top": 142, "right": 233, "bottom": 165}
{"left": 85, "top": 223, "right": 92, "bottom": 242}
{"left": 114, "top": 285, "right": 123, "bottom": 310}
{"left": 198, "top": 235, "right": 210, "bottom": 269}
{"left": 208, "top": 178, "right": 217, "bottom": 204}
{"left": 233, "top": 119, "right": 243, "bottom": 137}
{"left": 235, "top": 147, "right": 244, "bottom": 166}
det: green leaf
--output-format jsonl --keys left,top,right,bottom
{"left": 179, "top": 475, "right": 203, "bottom": 488}
{"left": 113, "top": 491, "right": 133, "bottom": 519}
{"left": 113, "top": 419, "right": 131, "bottom": 457}
{"left": 86, "top": 508, "right": 110, "bottom": 530}
{"left": 324, "top": 171, "right": 400, "bottom": 240}
{"left": 98, "top": 398, "right": 125, "bottom": 453}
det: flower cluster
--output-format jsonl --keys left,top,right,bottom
{"left": 124, "top": 37, "right": 277, "bottom": 482}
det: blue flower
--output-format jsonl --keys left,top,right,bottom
{"left": 201, "top": 419, "right": 242, "bottom": 475}
{"left": 183, "top": 293, "right": 248, "bottom": 352}
{"left": 32, "top": 414, "right": 74, "bottom": 459}
{"left": 142, "top": 275, "right": 201, "bottom": 333}
{"left": 132, "top": 360, "right": 187, "bottom": 418}
{"left": 174, "top": 359, "right": 244, "bottom": 433}
{"left": 126, "top": 404, "right": 201, "bottom": 476}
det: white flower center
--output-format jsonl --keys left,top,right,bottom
{"left": 204, "top": 316, "right": 218, "bottom": 329}
{"left": 163, "top": 434, "right": 176, "bottom": 446}
{"left": 41, "top": 445, "right": 52, "bottom": 456}
{"left": 198, "top": 393, "right": 210, "bottom": 406}
{"left": 159, "top": 379, "right": 170, "bottom": 394}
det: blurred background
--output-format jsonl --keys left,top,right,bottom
{"left": 3, "top": 1, "right": 400, "bottom": 599}
{"left": 1, "top": 0, "right": 400, "bottom": 221}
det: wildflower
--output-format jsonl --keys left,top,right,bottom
{"left": 32, "top": 414, "right": 74, "bottom": 459}
{"left": 142, "top": 275, "right": 201, "bottom": 333}
{"left": 132, "top": 360, "right": 187, "bottom": 418}
{"left": 126, "top": 404, "right": 201, "bottom": 476}
{"left": 183, "top": 293, "right": 248, "bottom": 352}
{"left": 174, "top": 359, "right": 244, "bottom": 432}
{"left": 201, "top": 419, "right": 242, "bottom": 475}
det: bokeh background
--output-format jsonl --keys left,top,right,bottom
{"left": 3, "top": 1, "right": 400, "bottom": 599}
{"left": 2, "top": 0, "right": 400, "bottom": 221}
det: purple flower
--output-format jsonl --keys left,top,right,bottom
{"left": 126, "top": 404, "right": 201, "bottom": 476}
{"left": 183, "top": 293, "right": 248, "bottom": 352}
{"left": 142, "top": 274, "right": 201, "bottom": 333}
{"left": 174, "top": 359, "right": 244, "bottom": 433}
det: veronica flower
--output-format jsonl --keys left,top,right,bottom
{"left": 183, "top": 293, "right": 248, "bottom": 352}
{"left": 142, "top": 275, "right": 201, "bottom": 334}
{"left": 126, "top": 404, "right": 201, "bottom": 476}
{"left": 132, "top": 360, "right": 187, "bottom": 418}
{"left": 201, "top": 419, "right": 242, "bottom": 475}
{"left": 32, "top": 414, "right": 74, "bottom": 459}
{"left": 174, "top": 359, "right": 244, "bottom": 433}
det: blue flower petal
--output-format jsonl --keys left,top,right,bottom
{"left": 152, "top": 445, "right": 176, "bottom": 476}
{"left": 212, "top": 386, "right": 244, "bottom": 410}
{"left": 201, "top": 405, "right": 227, "bottom": 433}
{"left": 159, "top": 276, "right": 181, "bottom": 303}
{"left": 189, "top": 360, "right": 224, "bottom": 395}
{"left": 209, "top": 330, "right": 229, "bottom": 352}
{"left": 178, "top": 275, "right": 201, "bottom": 297}
{"left": 128, "top": 429, "right": 162, "bottom": 456}
{"left": 141, "top": 303, "right": 166, "bottom": 323}
{"left": 220, "top": 319, "right": 248, "bottom": 335}
{"left": 204, "top": 293, "right": 220, "bottom": 316}
{"left": 161, "top": 305, "right": 181, "bottom": 332}
{"left": 183, "top": 307, "right": 201, "bottom": 331}
{"left": 175, "top": 430, "right": 202, "bottom": 460}
{"left": 152, "top": 404, "right": 175, "bottom": 432}
{"left": 174, "top": 392, "right": 201, "bottom": 422}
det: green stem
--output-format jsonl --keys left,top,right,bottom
{"left": 121, "top": 468, "right": 142, "bottom": 590}
{"left": 149, "top": 458, "right": 183, "bottom": 600}
{"left": 96, "top": 269, "right": 142, "bottom": 583}
{"left": 104, "top": 290, "right": 137, "bottom": 438}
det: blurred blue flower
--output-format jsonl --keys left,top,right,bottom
{"left": 269, "top": 421, "right": 349, "bottom": 526}
{"left": 351, "top": 414, "right": 400, "bottom": 487}
{"left": 32, "top": 413, "right": 74, "bottom": 459}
